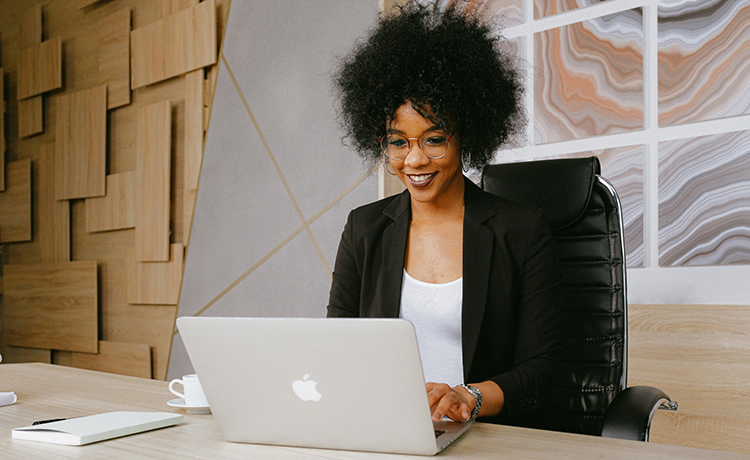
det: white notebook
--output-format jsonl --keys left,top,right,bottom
{"left": 12, "top": 411, "right": 183, "bottom": 446}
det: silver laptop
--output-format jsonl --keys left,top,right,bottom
{"left": 176, "top": 317, "right": 473, "bottom": 455}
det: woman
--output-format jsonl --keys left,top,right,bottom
{"left": 327, "top": 1, "right": 561, "bottom": 427}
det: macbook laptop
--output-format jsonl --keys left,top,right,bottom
{"left": 176, "top": 317, "right": 473, "bottom": 455}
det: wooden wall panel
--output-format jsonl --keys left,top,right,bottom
{"left": 55, "top": 85, "right": 107, "bottom": 200}
{"left": 4, "top": 261, "right": 98, "bottom": 353}
{"left": 127, "top": 243, "right": 183, "bottom": 305}
{"left": 2, "top": 346, "right": 52, "bottom": 364}
{"left": 17, "top": 4, "right": 44, "bottom": 139}
{"left": 18, "top": 96, "right": 43, "bottom": 138}
{"left": 130, "top": 0, "right": 217, "bottom": 89}
{"left": 86, "top": 171, "right": 136, "bottom": 233}
{"left": 38, "top": 144, "right": 70, "bottom": 263}
{"left": 135, "top": 101, "right": 171, "bottom": 262}
{"left": 0, "top": 159, "right": 32, "bottom": 243}
{"left": 99, "top": 8, "right": 131, "bottom": 110}
{"left": 71, "top": 340, "right": 152, "bottom": 378}
{"left": 183, "top": 188, "right": 197, "bottom": 246}
{"left": 0, "top": 0, "right": 231, "bottom": 379}
{"left": 79, "top": 0, "right": 105, "bottom": 9}
{"left": 19, "top": 4, "right": 42, "bottom": 48}
{"left": 158, "top": 0, "right": 199, "bottom": 19}
{"left": 629, "top": 304, "right": 750, "bottom": 455}
{"left": 17, "top": 37, "right": 62, "bottom": 100}
{"left": 184, "top": 69, "right": 204, "bottom": 191}
{"left": 1, "top": 69, "right": 5, "bottom": 192}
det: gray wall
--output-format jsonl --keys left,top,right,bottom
{"left": 169, "top": 1, "right": 379, "bottom": 379}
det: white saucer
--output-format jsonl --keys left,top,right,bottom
{"left": 167, "top": 397, "right": 211, "bottom": 414}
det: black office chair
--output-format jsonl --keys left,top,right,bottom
{"left": 481, "top": 156, "right": 677, "bottom": 441}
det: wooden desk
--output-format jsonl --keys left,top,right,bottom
{"left": 0, "top": 363, "right": 746, "bottom": 459}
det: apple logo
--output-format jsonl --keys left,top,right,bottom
{"left": 292, "top": 374, "right": 322, "bottom": 402}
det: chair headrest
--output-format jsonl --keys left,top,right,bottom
{"left": 481, "top": 157, "right": 601, "bottom": 230}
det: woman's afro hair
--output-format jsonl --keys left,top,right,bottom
{"left": 333, "top": 1, "right": 525, "bottom": 169}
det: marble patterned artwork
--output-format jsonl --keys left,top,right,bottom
{"left": 658, "top": 0, "right": 750, "bottom": 126}
{"left": 437, "top": 0, "right": 523, "bottom": 27}
{"left": 659, "top": 130, "right": 750, "bottom": 267}
{"left": 485, "top": 0, "right": 524, "bottom": 27}
{"left": 553, "top": 146, "right": 645, "bottom": 267}
{"left": 534, "top": 0, "right": 607, "bottom": 19}
{"left": 534, "top": 9, "right": 643, "bottom": 144}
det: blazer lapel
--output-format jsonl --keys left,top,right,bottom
{"left": 380, "top": 190, "right": 411, "bottom": 318}
{"left": 461, "top": 179, "right": 496, "bottom": 379}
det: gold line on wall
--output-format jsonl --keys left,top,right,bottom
{"left": 188, "top": 166, "right": 377, "bottom": 321}
{"left": 222, "top": 55, "right": 332, "bottom": 278}
{"left": 135, "top": 101, "right": 172, "bottom": 262}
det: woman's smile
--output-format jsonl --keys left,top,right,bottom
{"left": 406, "top": 172, "right": 437, "bottom": 188}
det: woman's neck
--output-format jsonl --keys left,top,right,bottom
{"left": 410, "top": 178, "right": 465, "bottom": 223}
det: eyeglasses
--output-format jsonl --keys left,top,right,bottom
{"left": 378, "top": 131, "right": 452, "bottom": 160}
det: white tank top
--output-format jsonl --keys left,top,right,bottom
{"left": 399, "top": 270, "right": 464, "bottom": 387}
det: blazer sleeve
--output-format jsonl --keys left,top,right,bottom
{"left": 489, "top": 208, "right": 562, "bottom": 421}
{"left": 327, "top": 211, "right": 361, "bottom": 318}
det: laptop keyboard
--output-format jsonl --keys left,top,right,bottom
{"left": 434, "top": 430, "right": 446, "bottom": 439}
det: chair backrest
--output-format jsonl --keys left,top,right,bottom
{"left": 481, "top": 157, "right": 627, "bottom": 436}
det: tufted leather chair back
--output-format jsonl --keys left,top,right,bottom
{"left": 481, "top": 157, "right": 627, "bottom": 436}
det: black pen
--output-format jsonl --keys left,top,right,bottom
{"left": 31, "top": 418, "right": 66, "bottom": 426}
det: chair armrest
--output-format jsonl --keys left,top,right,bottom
{"left": 600, "top": 386, "right": 677, "bottom": 441}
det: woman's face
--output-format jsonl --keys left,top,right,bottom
{"left": 386, "top": 103, "right": 464, "bottom": 207}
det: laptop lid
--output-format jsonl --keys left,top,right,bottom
{"left": 176, "top": 317, "right": 471, "bottom": 455}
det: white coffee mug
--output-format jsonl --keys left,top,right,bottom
{"left": 169, "top": 374, "right": 209, "bottom": 407}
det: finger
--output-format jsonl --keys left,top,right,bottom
{"left": 431, "top": 390, "right": 464, "bottom": 422}
{"left": 426, "top": 383, "right": 451, "bottom": 408}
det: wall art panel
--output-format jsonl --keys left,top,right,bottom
{"left": 534, "top": 0, "right": 606, "bottom": 19}
{"left": 534, "top": 8, "right": 643, "bottom": 143}
{"left": 658, "top": 0, "right": 750, "bottom": 126}
{"left": 554, "top": 146, "right": 644, "bottom": 267}
{"left": 659, "top": 130, "right": 750, "bottom": 266}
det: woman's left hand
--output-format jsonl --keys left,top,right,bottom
{"left": 425, "top": 382, "right": 475, "bottom": 422}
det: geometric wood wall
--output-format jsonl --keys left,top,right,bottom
{"left": 0, "top": 0, "right": 228, "bottom": 380}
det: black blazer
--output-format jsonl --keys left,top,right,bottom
{"left": 327, "top": 177, "right": 561, "bottom": 424}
